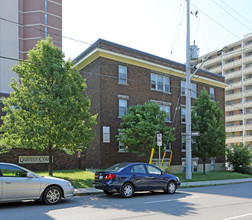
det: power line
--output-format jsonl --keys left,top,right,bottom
{"left": 0, "top": 17, "right": 91, "bottom": 47}
{"left": 211, "top": 0, "right": 252, "bottom": 31}
{"left": 220, "top": 0, "right": 252, "bottom": 26}
{"left": 190, "top": 2, "right": 241, "bottom": 40}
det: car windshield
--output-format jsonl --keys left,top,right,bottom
{"left": 105, "top": 163, "right": 129, "bottom": 172}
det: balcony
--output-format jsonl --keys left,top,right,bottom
{"left": 225, "top": 114, "right": 243, "bottom": 122}
{"left": 243, "top": 90, "right": 252, "bottom": 97}
{"left": 243, "top": 101, "right": 252, "bottom": 108}
{"left": 244, "top": 135, "right": 252, "bottom": 142}
{"left": 226, "top": 136, "right": 243, "bottom": 143}
{"left": 243, "top": 56, "right": 252, "bottom": 64}
{"left": 244, "top": 43, "right": 252, "bottom": 53}
{"left": 208, "top": 66, "right": 222, "bottom": 74}
{"left": 226, "top": 125, "right": 243, "bottom": 132}
{"left": 223, "top": 59, "right": 242, "bottom": 70}
{"left": 226, "top": 103, "right": 244, "bottom": 111}
{"left": 225, "top": 70, "right": 242, "bottom": 80}
{"left": 243, "top": 66, "right": 252, "bottom": 75}
{"left": 203, "top": 56, "right": 222, "bottom": 66}
{"left": 226, "top": 81, "right": 242, "bottom": 89}
{"left": 243, "top": 124, "right": 252, "bottom": 130}
{"left": 244, "top": 113, "right": 252, "bottom": 119}
{"left": 225, "top": 92, "right": 242, "bottom": 101}
{"left": 223, "top": 50, "right": 242, "bottom": 60}
{"left": 243, "top": 78, "right": 252, "bottom": 86}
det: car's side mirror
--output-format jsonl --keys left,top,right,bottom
{"left": 27, "top": 172, "right": 34, "bottom": 178}
{"left": 161, "top": 171, "right": 165, "bottom": 175}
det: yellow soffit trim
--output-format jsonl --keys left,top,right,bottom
{"left": 75, "top": 48, "right": 226, "bottom": 88}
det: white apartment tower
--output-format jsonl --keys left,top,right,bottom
{"left": 198, "top": 33, "right": 252, "bottom": 147}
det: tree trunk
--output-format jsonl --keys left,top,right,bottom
{"left": 203, "top": 158, "right": 206, "bottom": 175}
{"left": 48, "top": 141, "right": 53, "bottom": 176}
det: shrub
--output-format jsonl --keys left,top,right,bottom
{"left": 226, "top": 143, "right": 252, "bottom": 174}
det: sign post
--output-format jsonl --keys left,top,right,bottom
{"left": 157, "top": 133, "right": 162, "bottom": 167}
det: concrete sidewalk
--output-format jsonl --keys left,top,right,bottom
{"left": 74, "top": 178, "right": 252, "bottom": 196}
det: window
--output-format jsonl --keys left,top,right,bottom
{"left": 181, "top": 80, "right": 185, "bottom": 96}
{"left": 239, "top": 120, "right": 243, "bottom": 125}
{"left": 118, "top": 65, "right": 127, "bottom": 84}
{"left": 227, "top": 69, "right": 234, "bottom": 74}
{"left": 227, "top": 58, "right": 234, "bottom": 63}
{"left": 181, "top": 107, "right": 186, "bottom": 123}
{"left": 228, "top": 111, "right": 234, "bottom": 116}
{"left": 119, "top": 99, "right": 127, "bottom": 117}
{"left": 119, "top": 140, "right": 128, "bottom": 153}
{"left": 150, "top": 73, "right": 170, "bottom": 93}
{"left": 147, "top": 165, "right": 162, "bottom": 175}
{"left": 181, "top": 135, "right": 186, "bottom": 151}
{"left": 191, "top": 83, "right": 197, "bottom": 98}
{"left": 228, "top": 122, "right": 234, "bottom": 127}
{"left": 130, "top": 165, "right": 147, "bottom": 174}
{"left": 210, "top": 87, "right": 215, "bottom": 101}
{"left": 45, "top": 26, "right": 47, "bottom": 38}
{"left": 45, "top": 13, "right": 47, "bottom": 25}
{"left": 227, "top": 100, "right": 235, "bottom": 106}
{"left": 248, "top": 51, "right": 252, "bottom": 56}
{"left": 160, "top": 105, "right": 171, "bottom": 122}
{"left": 45, "top": 0, "right": 48, "bottom": 11}
{"left": 0, "top": 165, "right": 27, "bottom": 177}
{"left": 247, "top": 40, "right": 252, "bottom": 45}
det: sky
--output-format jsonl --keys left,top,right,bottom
{"left": 62, "top": 0, "right": 252, "bottom": 64}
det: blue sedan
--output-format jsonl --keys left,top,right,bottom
{"left": 93, "top": 162, "right": 180, "bottom": 198}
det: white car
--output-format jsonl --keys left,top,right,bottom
{"left": 0, "top": 163, "right": 74, "bottom": 205}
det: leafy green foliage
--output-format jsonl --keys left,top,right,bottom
{"left": 117, "top": 102, "right": 175, "bottom": 159}
{"left": 226, "top": 143, "right": 252, "bottom": 174}
{"left": 0, "top": 37, "right": 97, "bottom": 174}
{"left": 191, "top": 88, "right": 226, "bottom": 173}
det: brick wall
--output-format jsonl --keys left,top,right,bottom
{"left": 0, "top": 148, "right": 83, "bottom": 171}
{"left": 81, "top": 54, "right": 226, "bottom": 169}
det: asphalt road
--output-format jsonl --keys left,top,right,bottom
{"left": 0, "top": 182, "right": 252, "bottom": 220}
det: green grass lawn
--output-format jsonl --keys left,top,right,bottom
{"left": 36, "top": 170, "right": 252, "bottom": 189}
{"left": 174, "top": 171, "right": 252, "bottom": 182}
{"left": 36, "top": 170, "right": 94, "bottom": 189}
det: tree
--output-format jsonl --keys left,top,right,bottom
{"left": 226, "top": 143, "right": 252, "bottom": 174}
{"left": 191, "top": 88, "right": 226, "bottom": 174}
{"left": 0, "top": 37, "right": 97, "bottom": 176}
{"left": 117, "top": 101, "right": 175, "bottom": 160}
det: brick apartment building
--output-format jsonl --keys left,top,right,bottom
{"left": 74, "top": 39, "right": 226, "bottom": 172}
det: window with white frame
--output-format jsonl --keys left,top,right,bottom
{"left": 160, "top": 104, "right": 171, "bottom": 122}
{"left": 181, "top": 80, "right": 185, "bottom": 96}
{"left": 181, "top": 107, "right": 186, "bottom": 123}
{"left": 119, "top": 99, "right": 127, "bottom": 117}
{"left": 210, "top": 87, "right": 215, "bottom": 101}
{"left": 150, "top": 73, "right": 170, "bottom": 93}
{"left": 118, "top": 65, "right": 127, "bottom": 84}
{"left": 191, "top": 83, "right": 197, "bottom": 98}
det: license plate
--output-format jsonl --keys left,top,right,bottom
{"left": 99, "top": 175, "right": 103, "bottom": 179}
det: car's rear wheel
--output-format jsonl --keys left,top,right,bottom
{"left": 165, "top": 181, "right": 177, "bottom": 194}
{"left": 103, "top": 190, "right": 114, "bottom": 195}
{"left": 121, "top": 183, "right": 134, "bottom": 198}
{"left": 43, "top": 186, "right": 62, "bottom": 205}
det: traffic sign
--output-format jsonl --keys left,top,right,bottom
{"left": 157, "top": 133, "right": 162, "bottom": 146}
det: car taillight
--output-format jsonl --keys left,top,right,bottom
{"left": 105, "top": 174, "right": 116, "bottom": 180}
{"left": 95, "top": 173, "right": 98, "bottom": 179}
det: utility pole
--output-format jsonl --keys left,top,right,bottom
{"left": 185, "top": 0, "right": 192, "bottom": 180}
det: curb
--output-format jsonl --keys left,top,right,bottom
{"left": 74, "top": 178, "right": 252, "bottom": 196}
